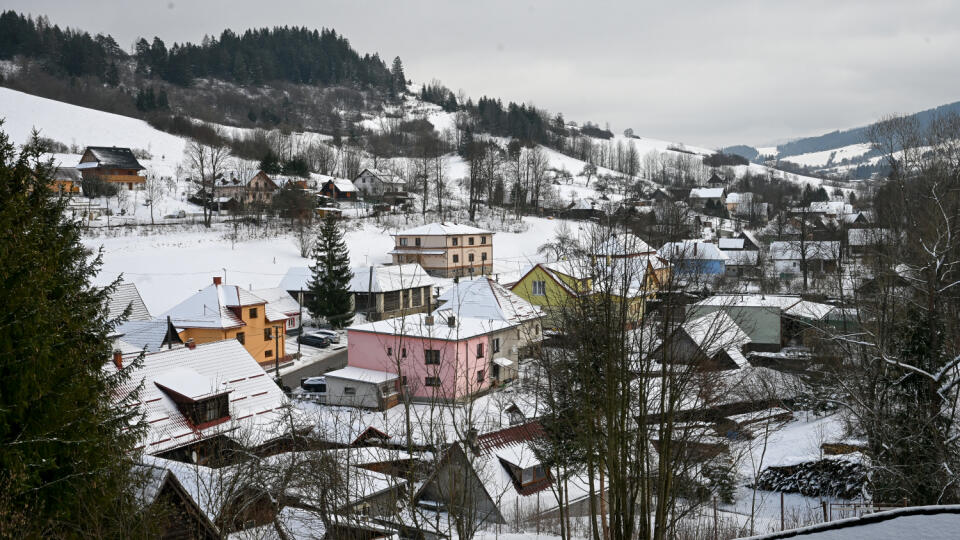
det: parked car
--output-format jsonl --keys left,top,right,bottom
{"left": 298, "top": 333, "right": 330, "bottom": 348}
{"left": 300, "top": 376, "right": 326, "bottom": 393}
{"left": 311, "top": 329, "right": 340, "bottom": 344}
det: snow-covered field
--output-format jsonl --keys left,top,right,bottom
{"left": 780, "top": 143, "right": 873, "bottom": 168}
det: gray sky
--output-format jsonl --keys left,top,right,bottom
{"left": 9, "top": 0, "right": 960, "bottom": 148}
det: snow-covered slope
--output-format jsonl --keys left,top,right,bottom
{"left": 0, "top": 87, "right": 187, "bottom": 161}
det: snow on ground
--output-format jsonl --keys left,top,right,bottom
{"left": 83, "top": 216, "right": 566, "bottom": 315}
{"left": 0, "top": 87, "right": 186, "bottom": 161}
{"left": 780, "top": 143, "right": 873, "bottom": 168}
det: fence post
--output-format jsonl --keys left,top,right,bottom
{"left": 822, "top": 501, "right": 828, "bottom": 523}
{"left": 713, "top": 496, "right": 718, "bottom": 540}
{"left": 780, "top": 491, "right": 785, "bottom": 531}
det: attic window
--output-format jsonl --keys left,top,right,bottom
{"left": 521, "top": 465, "right": 547, "bottom": 486}
{"left": 183, "top": 394, "right": 229, "bottom": 426}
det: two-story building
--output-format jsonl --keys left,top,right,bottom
{"left": 76, "top": 146, "right": 146, "bottom": 189}
{"left": 217, "top": 171, "right": 279, "bottom": 205}
{"left": 354, "top": 168, "right": 406, "bottom": 198}
{"left": 160, "top": 277, "right": 288, "bottom": 367}
{"left": 389, "top": 222, "right": 494, "bottom": 278}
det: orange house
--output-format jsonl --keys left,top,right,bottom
{"left": 161, "top": 277, "right": 288, "bottom": 367}
{"left": 51, "top": 166, "right": 81, "bottom": 194}
{"left": 76, "top": 146, "right": 146, "bottom": 189}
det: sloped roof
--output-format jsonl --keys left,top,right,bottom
{"left": 436, "top": 277, "right": 542, "bottom": 323}
{"left": 113, "top": 319, "right": 182, "bottom": 352}
{"left": 161, "top": 281, "right": 284, "bottom": 330}
{"left": 324, "top": 366, "right": 398, "bottom": 384}
{"left": 725, "top": 192, "right": 753, "bottom": 204}
{"left": 53, "top": 166, "right": 81, "bottom": 182}
{"left": 683, "top": 311, "right": 751, "bottom": 368}
{"left": 357, "top": 168, "right": 404, "bottom": 184}
{"left": 250, "top": 287, "right": 302, "bottom": 316}
{"left": 394, "top": 222, "right": 493, "bottom": 236}
{"left": 79, "top": 146, "right": 145, "bottom": 170}
{"left": 740, "top": 504, "right": 960, "bottom": 540}
{"left": 690, "top": 187, "right": 725, "bottom": 199}
{"left": 848, "top": 228, "right": 891, "bottom": 247}
{"left": 718, "top": 238, "right": 745, "bottom": 250}
{"left": 348, "top": 264, "right": 436, "bottom": 293}
{"left": 106, "top": 339, "right": 293, "bottom": 455}
{"left": 107, "top": 281, "right": 152, "bottom": 322}
{"left": 327, "top": 178, "right": 357, "bottom": 192}
{"left": 348, "top": 311, "right": 515, "bottom": 340}
{"left": 278, "top": 267, "right": 312, "bottom": 292}
{"left": 659, "top": 241, "right": 729, "bottom": 261}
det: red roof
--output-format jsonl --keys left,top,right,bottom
{"left": 475, "top": 421, "right": 545, "bottom": 454}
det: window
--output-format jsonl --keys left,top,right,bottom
{"left": 532, "top": 280, "right": 547, "bottom": 296}
{"left": 468, "top": 253, "right": 475, "bottom": 262}
{"left": 344, "top": 387, "right": 356, "bottom": 395}
{"left": 477, "top": 369, "right": 485, "bottom": 383}
{"left": 481, "top": 236, "right": 487, "bottom": 245}
{"left": 453, "top": 254, "right": 459, "bottom": 263}
{"left": 236, "top": 332, "right": 245, "bottom": 345}
{"left": 184, "top": 394, "right": 229, "bottom": 425}
{"left": 387, "top": 347, "right": 393, "bottom": 356}
{"left": 402, "top": 348, "right": 407, "bottom": 358}
{"left": 476, "top": 342, "right": 484, "bottom": 358}
{"left": 469, "top": 237, "right": 475, "bottom": 245}
{"left": 481, "top": 252, "right": 487, "bottom": 261}
{"left": 425, "top": 349, "right": 440, "bottom": 365}
{"left": 264, "top": 328, "right": 272, "bottom": 341}
{"left": 265, "top": 349, "right": 273, "bottom": 358}
{"left": 400, "top": 237, "right": 408, "bottom": 246}
{"left": 425, "top": 376, "right": 441, "bottom": 387}
{"left": 401, "top": 375, "right": 408, "bottom": 385}
{"left": 452, "top": 237, "right": 459, "bottom": 246}
{"left": 521, "top": 465, "right": 547, "bottom": 485}
{"left": 249, "top": 308, "right": 258, "bottom": 318}
{"left": 415, "top": 237, "right": 421, "bottom": 247}
{"left": 492, "top": 338, "right": 500, "bottom": 353}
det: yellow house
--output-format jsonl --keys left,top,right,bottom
{"left": 161, "top": 277, "right": 288, "bottom": 367}
{"left": 511, "top": 256, "right": 670, "bottom": 329}
{"left": 51, "top": 166, "right": 82, "bottom": 195}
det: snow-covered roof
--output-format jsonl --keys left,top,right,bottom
{"left": 348, "top": 263, "right": 436, "bottom": 293}
{"left": 278, "top": 267, "right": 311, "bottom": 292}
{"left": 689, "top": 187, "right": 725, "bottom": 199}
{"left": 784, "top": 300, "right": 836, "bottom": 321}
{"left": 741, "top": 505, "right": 960, "bottom": 540}
{"left": 161, "top": 280, "right": 286, "bottom": 330}
{"left": 769, "top": 241, "right": 841, "bottom": 261}
{"left": 694, "top": 295, "right": 802, "bottom": 311}
{"left": 808, "top": 201, "right": 853, "bottom": 215}
{"left": 324, "top": 366, "right": 398, "bottom": 384}
{"left": 356, "top": 168, "right": 404, "bottom": 184}
{"left": 725, "top": 192, "right": 753, "bottom": 204}
{"left": 848, "top": 228, "right": 891, "bottom": 247}
{"left": 658, "top": 240, "right": 729, "bottom": 261}
{"left": 394, "top": 222, "right": 492, "bottom": 236}
{"left": 591, "top": 233, "right": 655, "bottom": 256}
{"left": 436, "top": 277, "right": 542, "bottom": 324}
{"left": 348, "top": 311, "right": 516, "bottom": 340}
{"left": 718, "top": 238, "right": 745, "bottom": 250}
{"left": 683, "top": 311, "right": 751, "bottom": 368}
{"left": 107, "top": 281, "right": 152, "bottom": 322}
{"left": 113, "top": 319, "right": 181, "bottom": 352}
{"left": 250, "top": 287, "right": 301, "bottom": 316}
{"left": 106, "top": 339, "right": 294, "bottom": 455}
{"left": 326, "top": 178, "right": 357, "bottom": 192}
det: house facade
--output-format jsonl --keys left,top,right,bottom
{"left": 354, "top": 168, "right": 406, "bottom": 198}
{"left": 161, "top": 277, "right": 288, "bottom": 367}
{"left": 658, "top": 240, "right": 728, "bottom": 276}
{"left": 51, "top": 166, "right": 81, "bottom": 194}
{"left": 76, "top": 146, "right": 145, "bottom": 189}
{"left": 350, "top": 264, "right": 436, "bottom": 321}
{"left": 320, "top": 178, "right": 358, "bottom": 201}
{"left": 389, "top": 222, "right": 494, "bottom": 278}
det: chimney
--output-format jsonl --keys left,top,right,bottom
{"left": 425, "top": 315, "right": 435, "bottom": 326}
{"left": 186, "top": 338, "right": 196, "bottom": 350}
{"left": 213, "top": 276, "right": 222, "bottom": 286}
{"left": 693, "top": 242, "right": 698, "bottom": 256}
{"left": 112, "top": 349, "right": 123, "bottom": 369}
{"left": 447, "top": 315, "right": 456, "bottom": 327}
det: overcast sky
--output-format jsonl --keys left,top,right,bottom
{"left": 9, "top": 0, "right": 960, "bottom": 148}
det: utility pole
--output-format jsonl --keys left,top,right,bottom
{"left": 273, "top": 324, "right": 281, "bottom": 382}
{"left": 297, "top": 290, "right": 303, "bottom": 358}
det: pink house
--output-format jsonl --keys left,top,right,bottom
{"left": 347, "top": 313, "right": 514, "bottom": 401}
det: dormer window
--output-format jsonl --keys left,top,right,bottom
{"left": 521, "top": 465, "right": 547, "bottom": 486}
{"left": 154, "top": 367, "right": 232, "bottom": 428}
{"left": 185, "top": 394, "right": 230, "bottom": 425}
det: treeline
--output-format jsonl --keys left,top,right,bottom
{"left": 133, "top": 27, "right": 406, "bottom": 93}
{"left": 0, "top": 11, "right": 124, "bottom": 84}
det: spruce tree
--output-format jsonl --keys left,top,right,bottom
{"left": 306, "top": 215, "right": 354, "bottom": 328}
{"left": 0, "top": 127, "right": 150, "bottom": 535}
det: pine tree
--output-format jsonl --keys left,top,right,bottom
{"left": 0, "top": 127, "right": 151, "bottom": 535}
{"left": 306, "top": 215, "right": 354, "bottom": 328}
{"left": 390, "top": 56, "right": 407, "bottom": 97}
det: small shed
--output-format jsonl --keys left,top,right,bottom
{"left": 324, "top": 367, "right": 400, "bottom": 410}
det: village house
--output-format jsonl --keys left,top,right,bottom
{"left": 706, "top": 171, "right": 728, "bottom": 186}
{"left": 106, "top": 338, "right": 295, "bottom": 465}
{"left": 354, "top": 168, "right": 406, "bottom": 198}
{"left": 589, "top": 232, "right": 656, "bottom": 264}
{"left": 250, "top": 287, "right": 303, "bottom": 334}
{"left": 76, "top": 146, "right": 146, "bottom": 189}
{"left": 688, "top": 187, "right": 726, "bottom": 210}
{"left": 51, "top": 166, "right": 81, "bottom": 194}
{"left": 320, "top": 178, "right": 358, "bottom": 201}
{"left": 652, "top": 310, "right": 752, "bottom": 370}
{"left": 769, "top": 240, "right": 842, "bottom": 278}
{"left": 658, "top": 240, "right": 728, "bottom": 277}
{"left": 389, "top": 222, "right": 494, "bottom": 278}
{"left": 106, "top": 280, "right": 152, "bottom": 322}
{"left": 320, "top": 366, "right": 401, "bottom": 411}
{"left": 160, "top": 277, "right": 288, "bottom": 367}
{"left": 216, "top": 170, "right": 279, "bottom": 205}
{"left": 847, "top": 228, "right": 892, "bottom": 259}
{"left": 133, "top": 461, "right": 219, "bottom": 539}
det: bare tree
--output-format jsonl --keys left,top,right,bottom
{"left": 185, "top": 128, "right": 231, "bottom": 228}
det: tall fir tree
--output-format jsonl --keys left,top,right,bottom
{"left": 306, "top": 215, "right": 354, "bottom": 328}
{"left": 0, "top": 126, "right": 152, "bottom": 536}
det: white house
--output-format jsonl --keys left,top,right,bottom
{"left": 354, "top": 168, "right": 406, "bottom": 197}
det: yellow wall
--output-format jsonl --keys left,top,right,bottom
{"left": 178, "top": 302, "right": 287, "bottom": 364}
